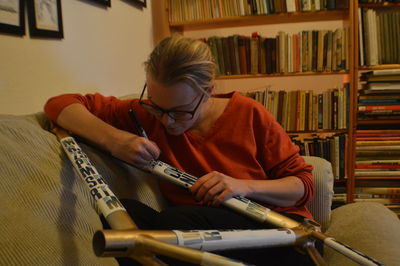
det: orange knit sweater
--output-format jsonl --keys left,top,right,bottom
{"left": 45, "top": 91, "right": 314, "bottom": 219}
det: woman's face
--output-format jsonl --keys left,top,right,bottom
{"left": 146, "top": 78, "right": 207, "bottom": 135}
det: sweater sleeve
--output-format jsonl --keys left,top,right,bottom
{"left": 44, "top": 93, "right": 138, "bottom": 131}
{"left": 258, "top": 111, "right": 315, "bottom": 207}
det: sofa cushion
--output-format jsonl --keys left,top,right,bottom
{"left": 325, "top": 202, "right": 400, "bottom": 266}
{"left": 0, "top": 113, "right": 166, "bottom": 265}
{"left": 0, "top": 113, "right": 117, "bottom": 265}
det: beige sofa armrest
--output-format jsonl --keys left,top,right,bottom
{"left": 303, "top": 156, "right": 334, "bottom": 231}
{"left": 324, "top": 202, "right": 400, "bottom": 266}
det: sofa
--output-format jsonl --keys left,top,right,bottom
{"left": 1, "top": 112, "right": 399, "bottom": 266}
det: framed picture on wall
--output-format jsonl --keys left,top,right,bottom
{"left": 130, "top": 0, "right": 146, "bottom": 8}
{"left": 27, "top": 0, "right": 63, "bottom": 38}
{"left": 0, "top": 0, "right": 25, "bottom": 36}
{"left": 87, "top": 0, "right": 111, "bottom": 7}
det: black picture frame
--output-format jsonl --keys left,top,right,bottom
{"left": 131, "top": 0, "right": 146, "bottom": 8}
{"left": 87, "top": 0, "right": 111, "bottom": 7}
{"left": 27, "top": 0, "right": 63, "bottom": 39}
{"left": 0, "top": 0, "right": 25, "bottom": 36}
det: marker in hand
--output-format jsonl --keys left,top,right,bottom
{"left": 128, "top": 109, "right": 148, "bottom": 139}
{"left": 128, "top": 109, "right": 160, "bottom": 169}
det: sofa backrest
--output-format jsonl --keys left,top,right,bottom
{"left": 303, "top": 156, "right": 334, "bottom": 231}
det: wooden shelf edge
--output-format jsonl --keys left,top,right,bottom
{"left": 356, "top": 129, "right": 400, "bottom": 134}
{"left": 359, "top": 3, "right": 400, "bottom": 8}
{"left": 358, "top": 64, "right": 400, "bottom": 71}
{"left": 355, "top": 176, "right": 400, "bottom": 180}
{"left": 357, "top": 119, "right": 400, "bottom": 125}
{"left": 216, "top": 71, "right": 349, "bottom": 80}
{"left": 288, "top": 129, "right": 348, "bottom": 134}
{"left": 170, "top": 10, "right": 348, "bottom": 31}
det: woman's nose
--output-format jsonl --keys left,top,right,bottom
{"left": 160, "top": 113, "right": 175, "bottom": 126}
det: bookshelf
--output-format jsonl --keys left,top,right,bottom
{"left": 169, "top": 10, "right": 348, "bottom": 31}
{"left": 353, "top": 1, "right": 400, "bottom": 216}
{"left": 156, "top": 0, "right": 356, "bottom": 204}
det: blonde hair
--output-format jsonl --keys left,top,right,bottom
{"left": 144, "top": 34, "right": 215, "bottom": 94}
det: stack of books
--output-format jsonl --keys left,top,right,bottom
{"left": 291, "top": 134, "right": 347, "bottom": 180}
{"left": 205, "top": 29, "right": 349, "bottom": 76}
{"left": 355, "top": 131, "right": 400, "bottom": 178}
{"left": 245, "top": 86, "right": 349, "bottom": 132}
{"left": 358, "top": 69, "right": 400, "bottom": 123}
{"left": 358, "top": 6, "right": 400, "bottom": 66}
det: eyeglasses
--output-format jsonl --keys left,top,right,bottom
{"left": 138, "top": 83, "right": 206, "bottom": 121}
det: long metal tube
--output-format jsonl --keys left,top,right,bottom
{"left": 149, "top": 160, "right": 383, "bottom": 266}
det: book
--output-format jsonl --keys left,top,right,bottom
{"left": 366, "top": 82, "right": 400, "bottom": 90}
{"left": 356, "top": 145, "right": 400, "bottom": 151}
{"left": 355, "top": 187, "right": 400, "bottom": 195}
{"left": 356, "top": 150, "right": 400, "bottom": 157}
{"left": 364, "top": 75, "right": 400, "bottom": 82}
{"left": 354, "top": 170, "right": 400, "bottom": 177}
{"left": 222, "top": 37, "right": 232, "bottom": 75}
{"left": 356, "top": 139, "right": 400, "bottom": 145}
{"left": 355, "top": 164, "right": 400, "bottom": 169}
{"left": 355, "top": 159, "right": 400, "bottom": 164}
{"left": 359, "top": 98, "right": 400, "bottom": 105}
{"left": 238, "top": 35, "right": 248, "bottom": 75}
{"left": 359, "top": 93, "right": 400, "bottom": 99}
{"left": 259, "top": 37, "right": 267, "bottom": 74}
{"left": 359, "top": 105, "right": 400, "bottom": 111}
{"left": 228, "top": 36, "right": 239, "bottom": 75}
{"left": 250, "top": 33, "right": 260, "bottom": 74}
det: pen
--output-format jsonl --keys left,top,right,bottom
{"left": 128, "top": 109, "right": 148, "bottom": 139}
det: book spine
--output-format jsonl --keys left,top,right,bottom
{"left": 358, "top": 105, "right": 400, "bottom": 111}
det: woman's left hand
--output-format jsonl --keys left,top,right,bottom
{"left": 190, "top": 171, "right": 251, "bottom": 206}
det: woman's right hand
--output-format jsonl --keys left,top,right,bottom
{"left": 107, "top": 129, "right": 160, "bottom": 171}
{"left": 53, "top": 103, "right": 159, "bottom": 171}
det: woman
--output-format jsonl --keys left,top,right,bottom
{"left": 44, "top": 34, "right": 315, "bottom": 265}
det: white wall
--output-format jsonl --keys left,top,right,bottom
{"left": 0, "top": 0, "right": 154, "bottom": 115}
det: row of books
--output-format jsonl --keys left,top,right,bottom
{"left": 358, "top": 7, "right": 400, "bottom": 66}
{"left": 245, "top": 86, "right": 349, "bottom": 132}
{"left": 358, "top": 69, "right": 400, "bottom": 122}
{"left": 206, "top": 29, "right": 349, "bottom": 76}
{"left": 291, "top": 133, "right": 347, "bottom": 179}
{"left": 355, "top": 131, "right": 400, "bottom": 177}
{"left": 168, "top": 0, "right": 349, "bottom": 23}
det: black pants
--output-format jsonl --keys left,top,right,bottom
{"left": 102, "top": 199, "right": 322, "bottom": 266}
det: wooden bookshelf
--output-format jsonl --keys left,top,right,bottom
{"left": 352, "top": 1, "right": 400, "bottom": 207}
{"left": 216, "top": 71, "right": 349, "bottom": 80}
{"left": 170, "top": 10, "right": 348, "bottom": 31}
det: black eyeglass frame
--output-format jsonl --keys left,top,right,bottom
{"left": 138, "top": 83, "right": 207, "bottom": 121}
